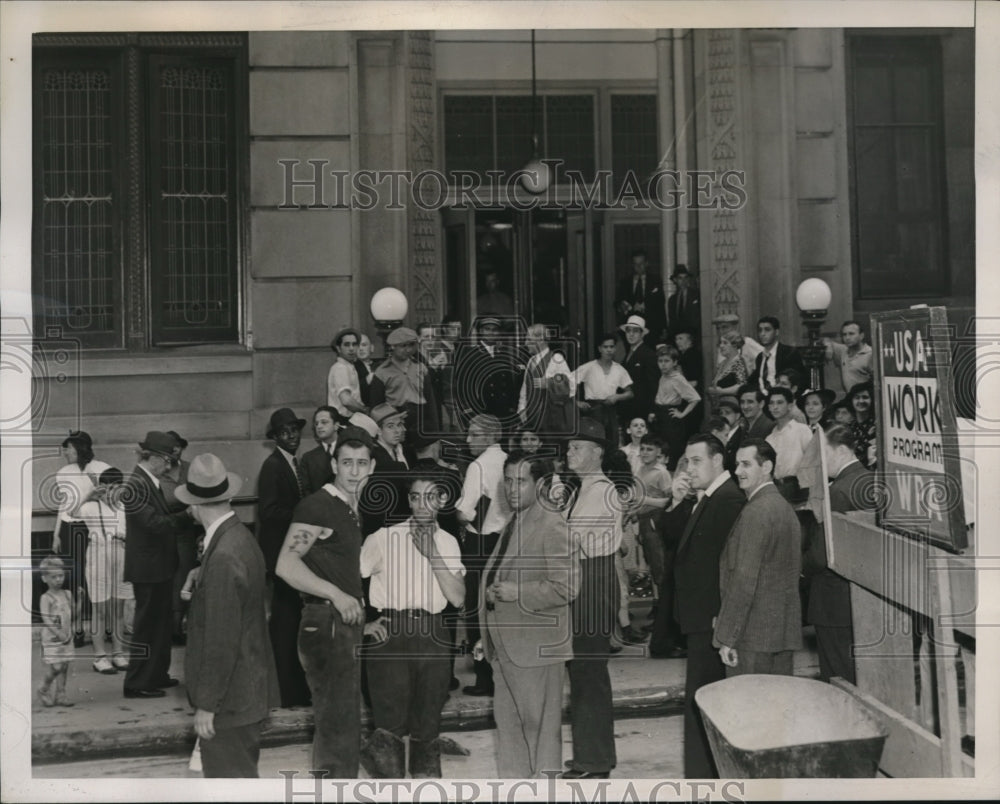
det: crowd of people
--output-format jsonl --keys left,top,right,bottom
{"left": 39, "top": 287, "right": 883, "bottom": 779}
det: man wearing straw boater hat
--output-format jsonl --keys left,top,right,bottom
{"left": 177, "top": 454, "right": 278, "bottom": 777}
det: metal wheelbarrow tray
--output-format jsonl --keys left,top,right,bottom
{"left": 695, "top": 675, "right": 888, "bottom": 778}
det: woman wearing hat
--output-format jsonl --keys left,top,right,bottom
{"left": 51, "top": 431, "right": 110, "bottom": 646}
{"left": 797, "top": 387, "right": 836, "bottom": 429}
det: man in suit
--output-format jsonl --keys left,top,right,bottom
{"left": 672, "top": 434, "right": 746, "bottom": 778}
{"left": 807, "top": 423, "right": 876, "bottom": 684}
{"left": 715, "top": 438, "right": 803, "bottom": 676}
{"left": 359, "top": 404, "right": 414, "bottom": 535}
{"left": 615, "top": 249, "right": 666, "bottom": 345}
{"left": 713, "top": 396, "right": 744, "bottom": 473}
{"left": 738, "top": 384, "right": 775, "bottom": 439}
{"left": 666, "top": 265, "right": 700, "bottom": 338}
{"left": 483, "top": 452, "right": 579, "bottom": 778}
{"left": 517, "top": 323, "right": 576, "bottom": 437}
{"left": 178, "top": 453, "right": 279, "bottom": 777}
{"left": 256, "top": 407, "right": 311, "bottom": 708}
{"left": 299, "top": 406, "right": 340, "bottom": 496}
{"left": 619, "top": 315, "right": 660, "bottom": 429}
{"left": 748, "top": 316, "right": 805, "bottom": 395}
{"left": 122, "top": 431, "right": 196, "bottom": 699}
{"left": 454, "top": 316, "right": 519, "bottom": 431}
{"left": 160, "top": 430, "right": 202, "bottom": 646}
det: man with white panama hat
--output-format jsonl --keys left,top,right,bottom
{"left": 178, "top": 453, "right": 278, "bottom": 777}
{"left": 619, "top": 315, "right": 660, "bottom": 431}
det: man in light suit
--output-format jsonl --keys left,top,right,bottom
{"left": 179, "top": 454, "right": 279, "bottom": 777}
{"left": 483, "top": 452, "right": 579, "bottom": 778}
{"left": 714, "top": 438, "right": 803, "bottom": 676}
{"left": 672, "top": 434, "right": 746, "bottom": 778}
{"left": 122, "top": 431, "right": 196, "bottom": 699}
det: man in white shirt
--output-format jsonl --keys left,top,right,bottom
{"left": 456, "top": 413, "right": 511, "bottom": 696}
{"left": 823, "top": 320, "right": 874, "bottom": 396}
{"left": 517, "top": 323, "right": 576, "bottom": 435}
{"left": 764, "top": 387, "right": 813, "bottom": 504}
{"left": 327, "top": 328, "right": 368, "bottom": 419}
{"left": 360, "top": 470, "right": 466, "bottom": 778}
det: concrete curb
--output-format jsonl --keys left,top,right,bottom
{"left": 33, "top": 683, "right": 687, "bottom": 765}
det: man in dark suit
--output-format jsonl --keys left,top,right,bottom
{"left": 122, "top": 431, "right": 196, "bottom": 698}
{"left": 160, "top": 430, "right": 202, "bottom": 646}
{"left": 615, "top": 249, "right": 667, "bottom": 345}
{"left": 179, "top": 453, "right": 279, "bottom": 777}
{"left": 256, "top": 407, "right": 311, "bottom": 708}
{"left": 807, "top": 424, "right": 876, "bottom": 684}
{"left": 715, "top": 438, "right": 803, "bottom": 676}
{"left": 672, "top": 434, "right": 746, "bottom": 778}
{"left": 453, "top": 317, "right": 518, "bottom": 431}
{"left": 619, "top": 315, "right": 660, "bottom": 428}
{"left": 666, "top": 265, "right": 701, "bottom": 338}
{"left": 359, "top": 404, "right": 414, "bottom": 535}
{"left": 713, "top": 396, "right": 744, "bottom": 473}
{"left": 299, "top": 406, "right": 340, "bottom": 495}
{"left": 747, "top": 316, "right": 805, "bottom": 395}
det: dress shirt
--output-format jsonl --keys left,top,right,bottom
{"left": 829, "top": 342, "right": 873, "bottom": 392}
{"left": 374, "top": 358, "right": 427, "bottom": 406}
{"left": 377, "top": 438, "right": 409, "bottom": 469}
{"left": 202, "top": 510, "right": 237, "bottom": 554}
{"left": 456, "top": 444, "right": 511, "bottom": 535}
{"left": 517, "top": 348, "right": 576, "bottom": 414}
{"left": 758, "top": 346, "right": 777, "bottom": 391}
{"left": 765, "top": 419, "right": 814, "bottom": 479}
{"left": 567, "top": 474, "right": 622, "bottom": 558}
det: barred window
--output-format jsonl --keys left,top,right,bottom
{"left": 33, "top": 35, "right": 247, "bottom": 348}
{"left": 611, "top": 94, "right": 659, "bottom": 195}
{"left": 443, "top": 93, "right": 596, "bottom": 183}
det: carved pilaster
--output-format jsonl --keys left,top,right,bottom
{"left": 406, "top": 31, "right": 439, "bottom": 321}
{"left": 706, "top": 30, "right": 744, "bottom": 322}
{"left": 125, "top": 45, "right": 146, "bottom": 350}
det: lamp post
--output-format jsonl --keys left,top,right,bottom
{"left": 370, "top": 287, "right": 408, "bottom": 357}
{"left": 795, "top": 278, "right": 832, "bottom": 391}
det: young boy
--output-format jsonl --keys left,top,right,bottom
{"left": 38, "top": 556, "right": 75, "bottom": 707}
{"left": 629, "top": 435, "right": 673, "bottom": 604}
{"left": 622, "top": 416, "right": 648, "bottom": 474}
{"left": 650, "top": 345, "right": 700, "bottom": 471}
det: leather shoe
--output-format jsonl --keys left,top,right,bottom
{"left": 461, "top": 683, "right": 494, "bottom": 697}
{"left": 560, "top": 769, "right": 610, "bottom": 779}
{"left": 124, "top": 688, "right": 166, "bottom": 699}
{"left": 449, "top": 677, "right": 460, "bottom": 691}
{"left": 156, "top": 678, "right": 179, "bottom": 688}
{"left": 667, "top": 646, "right": 688, "bottom": 658}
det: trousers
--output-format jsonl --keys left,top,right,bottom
{"left": 298, "top": 602, "right": 363, "bottom": 777}
{"left": 200, "top": 720, "right": 263, "bottom": 778}
{"left": 124, "top": 580, "right": 173, "bottom": 691}
{"left": 725, "top": 648, "right": 794, "bottom": 677}
{"left": 682, "top": 631, "right": 726, "bottom": 778}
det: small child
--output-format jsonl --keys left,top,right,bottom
{"left": 630, "top": 435, "right": 672, "bottom": 600}
{"left": 38, "top": 556, "right": 75, "bottom": 707}
{"left": 649, "top": 345, "right": 700, "bottom": 472}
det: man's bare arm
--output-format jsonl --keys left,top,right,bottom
{"left": 276, "top": 522, "right": 364, "bottom": 625}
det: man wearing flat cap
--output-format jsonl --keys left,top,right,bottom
{"left": 122, "top": 431, "right": 196, "bottom": 699}
{"left": 256, "top": 407, "right": 311, "bottom": 708}
{"left": 358, "top": 404, "right": 414, "bottom": 535}
{"left": 179, "top": 454, "right": 279, "bottom": 777}
{"left": 370, "top": 327, "right": 439, "bottom": 443}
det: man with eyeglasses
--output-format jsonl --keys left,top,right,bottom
{"left": 358, "top": 469, "right": 466, "bottom": 778}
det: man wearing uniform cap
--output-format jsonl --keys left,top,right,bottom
{"left": 453, "top": 316, "right": 518, "bottom": 431}
{"left": 277, "top": 426, "right": 375, "bottom": 777}
{"left": 178, "top": 453, "right": 278, "bottom": 777}
{"left": 371, "top": 327, "right": 440, "bottom": 443}
{"left": 122, "top": 431, "right": 196, "bottom": 698}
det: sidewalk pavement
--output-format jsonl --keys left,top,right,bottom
{"left": 31, "top": 622, "right": 821, "bottom": 765}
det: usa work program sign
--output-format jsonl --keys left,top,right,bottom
{"left": 871, "top": 307, "right": 967, "bottom": 552}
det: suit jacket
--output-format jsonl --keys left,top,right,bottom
{"left": 185, "top": 514, "right": 279, "bottom": 729}
{"left": 123, "top": 466, "right": 191, "bottom": 584}
{"left": 616, "top": 272, "right": 667, "bottom": 342}
{"left": 299, "top": 444, "right": 334, "bottom": 496}
{"left": 255, "top": 449, "right": 302, "bottom": 575}
{"left": 723, "top": 428, "right": 744, "bottom": 474}
{"left": 715, "top": 483, "right": 803, "bottom": 653}
{"left": 359, "top": 442, "right": 413, "bottom": 535}
{"left": 667, "top": 287, "right": 701, "bottom": 335}
{"left": 673, "top": 478, "right": 746, "bottom": 634}
{"left": 621, "top": 342, "right": 660, "bottom": 423}
{"left": 454, "top": 341, "right": 519, "bottom": 423}
{"left": 806, "top": 461, "right": 875, "bottom": 627}
{"left": 481, "top": 504, "right": 579, "bottom": 667}
{"left": 743, "top": 413, "right": 775, "bottom": 440}
{"left": 748, "top": 342, "right": 805, "bottom": 390}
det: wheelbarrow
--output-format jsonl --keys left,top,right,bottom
{"left": 695, "top": 675, "right": 887, "bottom": 777}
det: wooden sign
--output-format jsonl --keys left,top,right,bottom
{"left": 870, "top": 307, "right": 967, "bottom": 551}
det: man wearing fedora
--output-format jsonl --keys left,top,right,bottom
{"left": 256, "top": 407, "right": 311, "bottom": 708}
{"left": 561, "top": 418, "right": 622, "bottom": 779}
{"left": 276, "top": 426, "right": 375, "bottom": 778}
{"left": 122, "top": 431, "right": 196, "bottom": 698}
{"left": 666, "top": 264, "right": 700, "bottom": 338}
{"left": 615, "top": 249, "right": 666, "bottom": 344}
{"left": 178, "top": 454, "right": 278, "bottom": 777}
{"left": 619, "top": 315, "right": 660, "bottom": 431}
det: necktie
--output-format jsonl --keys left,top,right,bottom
{"left": 485, "top": 517, "right": 516, "bottom": 590}
{"left": 679, "top": 288, "right": 687, "bottom": 316}
{"left": 326, "top": 443, "right": 334, "bottom": 457}
{"left": 634, "top": 277, "right": 644, "bottom": 303}
{"left": 761, "top": 353, "right": 771, "bottom": 391}
{"left": 292, "top": 456, "right": 305, "bottom": 498}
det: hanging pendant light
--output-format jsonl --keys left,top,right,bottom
{"left": 520, "top": 30, "right": 551, "bottom": 195}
